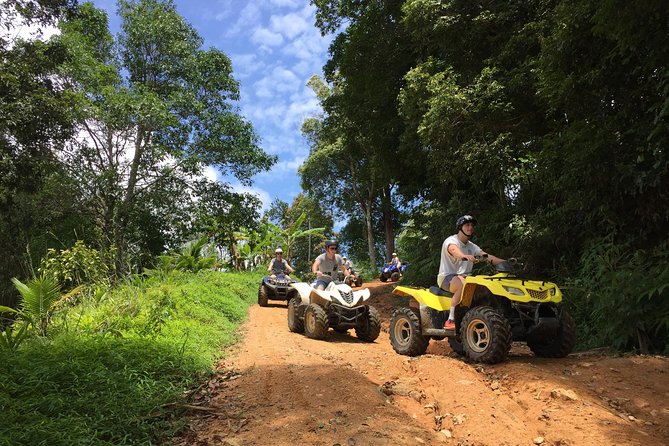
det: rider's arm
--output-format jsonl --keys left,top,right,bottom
{"left": 286, "top": 261, "right": 295, "bottom": 273}
{"left": 480, "top": 251, "right": 505, "bottom": 265}
{"left": 447, "top": 243, "right": 476, "bottom": 262}
{"left": 340, "top": 263, "right": 349, "bottom": 276}
{"left": 267, "top": 260, "right": 273, "bottom": 272}
{"left": 312, "top": 258, "right": 322, "bottom": 276}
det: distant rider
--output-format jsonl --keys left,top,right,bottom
{"left": 388, "top": 252, "right": 401, "bottom": 268}
{"left": 342, "top": 256, "right": 353, "bottom": 273}
{"left": 268, "top": 248, "right": 294, "bottom": 279}
{"left": 312, "top": 240, "right": 349, "bottom": 290}
{"left": 438, "top": 215, "right": 505, "bottom": 330}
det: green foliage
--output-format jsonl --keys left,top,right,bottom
{"left": 173, "top": 237, "right": 217, "bottom": 272}
{"left": 0, "top": 270, "right": 262, "bottom": 445}
{"left": 0, "top": 321, "right": 31, "bottom": 353}
{"left": 567, "top": 240, "right": 669, "bottom": 353}
{"left": 52, "top": 0, "right": 275, "bottom": 274}
{"left": 39, "top": 241, "right": 111, "bottom": 290}
{"left": 6, "top": 275, "right": 63, "bottom": 337}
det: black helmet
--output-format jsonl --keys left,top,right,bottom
{"left": 325, "top": 239, "right": 338, "bottom": 248}
{"left": 456, "top": 215, "right": 477, "bottom": 231}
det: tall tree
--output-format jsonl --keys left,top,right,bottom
{"left": 55, "top": 0, "right": 275, "bottom": 274}
{"left": 0, "top": 0, "right": 81, "bottom": 307}
{"left": 310, "top": 0, "right": 413, "bottom": 262}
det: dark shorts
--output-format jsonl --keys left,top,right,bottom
{"left": 439, "top": 274, "right": 459, "bottom": 291}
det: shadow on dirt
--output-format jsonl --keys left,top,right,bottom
{"left": 177, "top": 363, "right": 441, "bottom": 446}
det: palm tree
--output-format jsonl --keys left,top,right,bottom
{"left": 0, "top": 275, "right": 63, "bottom": 337}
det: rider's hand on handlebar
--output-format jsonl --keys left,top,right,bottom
{"left": 462, "top": 255, "right": 477, "bottom": 262}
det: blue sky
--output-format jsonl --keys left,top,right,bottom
{"left": 92, "top": 0, "right": 333, "bottom": 212}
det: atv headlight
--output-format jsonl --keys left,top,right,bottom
{"left": 503, "top": 286, "right": 525, "bottom": 296}
{"left": 550, "top": 287, "right": 556, "bottom": 296}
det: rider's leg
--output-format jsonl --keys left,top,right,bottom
{"left": 448, "top": 275, "right": 466, "bottom": 321}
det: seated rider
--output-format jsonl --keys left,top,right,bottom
{"left": 342, "top": 256, "right": 353, "bottom": 273}
{"left": 268, "top": 248, "right": 294, "bottom": 279}
{"left": 438, "top": 215, "right": 505, "bottom": 330}
{"left": 312, "top": 240, "right": 349, "bottom": 290}
{"left": 388, "top": 252, "right": 401, "bottom": 268}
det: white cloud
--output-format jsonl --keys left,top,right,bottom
{"left": 230, "top": 183, "right": 272, "bottom": 211}
{"left": 267, "top": 0, "right": 301, "bottom": 8}
{"left": 223, "top": 3, "right": 262, "bottom": 37}
{"left": 269, "top": 11, "right": 310, "bottom": 39}
{"left": 230, "top": 53, "right": 266, "bottom": 79}
{"left": 251, "top": 26, "right": 284, "bottom": 48}
{"left": 252, "top": 66, "right": 299, "bottom": 99}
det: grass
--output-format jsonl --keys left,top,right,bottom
{"left": 0, "top": 270, "right": 263, "bottom": 446}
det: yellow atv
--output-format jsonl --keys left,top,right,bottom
{"left": 389, "top": 258, "right": 576, "bottom": 364}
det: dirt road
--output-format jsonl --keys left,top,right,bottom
{"left": 178, "top": 281, "right": 669, "bottom": 446}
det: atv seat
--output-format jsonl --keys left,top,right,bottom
{"left": 429, "top": 286, "right": 453, "bottom": 297}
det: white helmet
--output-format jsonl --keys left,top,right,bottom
{"left": 275, "top": 248, "right": 283, "bottom": 254}
{"left": 392, "top": 252, "right": 397, "bottom": 256}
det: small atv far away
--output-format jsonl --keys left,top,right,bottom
{"left": 258, "top": 273, "right": 297, "bottom": 307}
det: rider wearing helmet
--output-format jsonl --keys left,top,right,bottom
{"left": 438, "top": 215, "right": 505, "bottom": 330}
{"left": 268, "top": 247, "right": 294, "bottom": 278}
{"left": 312, "top": 240, "right": 349, "bottom": 290}
{"left": 388, "top": 252, "right": 401, "bottom": 267}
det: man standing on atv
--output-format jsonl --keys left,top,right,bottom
{"left": 439, "top": 215, "right": 505, "bottom": 330}
{"left": 268, "top": 248, "right": 294, "bottom": 279}
{"left": 312, "top": 240, "right": 350, "bottom": 290}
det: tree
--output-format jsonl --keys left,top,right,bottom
{"left": 264, "top": 193, "right": 333, "bottom": 272}
{"left": 55, "top": 0, "right": 275, "bottom": 274}
{"left": 308, "top": 0, "right": 414, "bottom": 265}
{"left": 0, "top": 0, "right": 82, "bottom": 308}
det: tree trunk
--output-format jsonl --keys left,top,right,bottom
{"left": 363, "top": 201, "right": 376, "bottom": 271}
{"left": 381, "top": 185, "right": 394, "bottom": 261}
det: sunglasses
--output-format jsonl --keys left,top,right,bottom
{"left": 329, "top": 247, "right": 338, "bottom": 251}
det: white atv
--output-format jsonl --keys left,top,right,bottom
{"left": 287, "top": 279, "right": 381, "bottom": 342}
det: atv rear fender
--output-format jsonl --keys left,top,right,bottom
{"left": 393, "top": 286, "right": 452, "bottom": 311}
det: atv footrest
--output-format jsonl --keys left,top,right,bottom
{"left": 424, "top": 328, "right": 455, "bottom": 337}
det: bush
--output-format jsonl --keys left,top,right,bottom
{"left": 567, "top": 239, "right": 669, "bottom": 353}
{"left": 0, "top": 270, "right": 263, "bottom": 445}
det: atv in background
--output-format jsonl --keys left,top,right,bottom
{"left": 389, "top": 257, "right": 576, "bottom": 364}
{"left": 380, "top": 262, "right": 408, "bottom": 282}
{"left": 258, "top": 273, "right": 297, "bottom": 307}
{"left": 287, "top": 276, "right": 380, "bottom": 342}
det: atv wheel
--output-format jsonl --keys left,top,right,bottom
{"left": 258, "top": 284, "right": 269, "bottom": 307}
{"left": 389, "top": 307, "right": 429, "bottom": 356}
{"left": 287, "top": 298, "right": 304, "bottom": 333}
{"left": 390, "top": 272, "right": 401, "bottom": 282}
{"left": 355, "top": 306, "right": 381, "bottom": 342}
{"left": 460, "top": 306, "right": 512, "bottom": 364}
{"left": 447, "top": 337, "right": 465, "bottom": 356}
{"left": 304, "top": 303, "right": 329, "bottom": 340}
{"left": 355, "top": 277, "right": 363, "bottom": 287}
{"left": 379, "top": 273, "right": 388, "bottom": 282}
{"left": 528, "top": 310, "right": 576, "bottom": 358}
